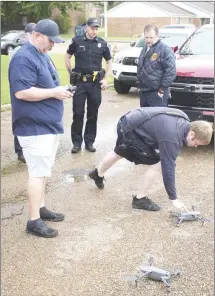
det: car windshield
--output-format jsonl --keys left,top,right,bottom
{"left": 180, "top": 28, "right": 214, "bottom": 55}
{"left": 1, "top": 32, "right": 18, "bottom": 40}
{"left": 164, "top": 25, "right": 194, "bottom": 29}
{"left": 135, "top": 33, "right": 189, "bottom": 48}
{"left": 135, "top": 38, "right": 145, "bottom": 47}
{"left": 160, "top": 34, "right": 188, "bottom": 47}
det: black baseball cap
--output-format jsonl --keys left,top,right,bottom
{"left": 34, "top": 19, "right": 65, "bottom": 43}
{"left": 24, "top": 23, "right": 36, "bottom": 33}
{"left": 87, "top": 18, "right": 100, "bottom": 27}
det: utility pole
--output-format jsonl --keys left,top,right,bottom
{"left": 104, "top": 1, "right": 107, "bottom": 38}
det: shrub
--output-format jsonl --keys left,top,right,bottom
{"left": 52, "top": 15, "right": 71, "bottom": 34}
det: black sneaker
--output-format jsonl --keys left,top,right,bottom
{"left": 71, "top": 145, "right": 81, "bottom": 153}
{"left": 26, "top": 218, "right": 58, "bottom": 238}
{"left": 40, "top": 207, "right": 65, "bottom": 222}
{"left": 85, "top": 144, "right": 96, "bottom": 152}
{"left": 132, "top": 195, "right": 160, "bottom": 211}
{"left": 89, "top": 168, "right": 104, "bottom": 189}
{"left": 18, "top": 154, "right": 26, "bottom": 163}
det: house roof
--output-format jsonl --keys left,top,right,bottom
{"left": 171, "top": 2, "right": 214, "bottom": 18}
{"left": 187, "top": 1, "right": 214, "bottom": 14}
{"left": 106, "top": 2, "right": 171, "bottom": 18}
{"left": 147, "top": 2, "right": 195, "bottom": 16}
{"left": 106, "top": 1, "right": 214, "bottom": 18}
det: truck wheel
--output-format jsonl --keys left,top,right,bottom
{"left": 6, "top": 46, "right": 14, "bottom": 55}
{"left": 114, "top": 78, "right": 131, "bottom": 94}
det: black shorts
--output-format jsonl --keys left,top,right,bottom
{"left": 114, "top": 119, "right": 160, "bottom": 165}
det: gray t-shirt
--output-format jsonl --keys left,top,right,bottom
{"left": 124, "top": 107, "right": 190, "bottom": 200}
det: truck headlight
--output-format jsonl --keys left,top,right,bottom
{"left": 114, "top": 56, "right": 124, "bottom": 64}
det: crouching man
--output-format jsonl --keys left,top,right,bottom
{"left": 89, "top": 107, "right": 213, "bottom": 211}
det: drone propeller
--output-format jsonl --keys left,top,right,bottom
{"left": 148, "top": 257, "right": 154, "bottom": 266}
{"left": 123, "top": 275, "right": 139, "bottom": 282}
{"left": 123, "top": 270, "right": 150, "bottom": 287}
{"left": 170, "top": 268, "right": 181, "bottom": 276}
{"left": 198, "top": 217, "right": 212, "bottom": 226}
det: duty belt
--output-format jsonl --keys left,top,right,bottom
{"left": 81, "top": 71, "right": 99, "bottom": 82}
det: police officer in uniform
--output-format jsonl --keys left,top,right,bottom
{"left": 65, "top": 18, "right": 112, "bottom": 153}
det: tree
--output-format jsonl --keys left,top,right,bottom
{"left": 1, "top": 1, "right": 83, "bottom": 27}
{"left": 93, "top": 1, "right": 121, "bottom": 12}
{"left": 22, "top": 1, "right": 82, "bottom": 20}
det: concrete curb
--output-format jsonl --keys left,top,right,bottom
{"left": 1, "top": 104, "right": 11, "bottom": 112}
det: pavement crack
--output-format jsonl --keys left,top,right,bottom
{"left": 1, "top": 204, "right": 24, "bottom": 220}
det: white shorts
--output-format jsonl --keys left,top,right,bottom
{"left": 18, "top": 134, "right": 60, "bottom": 177}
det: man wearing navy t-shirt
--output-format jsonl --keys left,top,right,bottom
{"left": 10, "top": 22, "right": 36, "bottom": 163}
{"left": 9, "top": 19, "right": 73, "bottom": 238}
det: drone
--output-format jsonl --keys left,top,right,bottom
{"left": 124, "top": 257, "right": 181, "bottom": 292}
{"left": 169, "top": 206, "right": 211, "bottom": 226}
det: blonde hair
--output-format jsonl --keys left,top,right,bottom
{"left": 190, "top": 120, "right": 214, "bottom": 144}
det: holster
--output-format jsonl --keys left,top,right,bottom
{"left": 97, "top": 69, "right": 106, "bottom": 81}
{"left": 70, "top": 71, "right": 81, "bottom": 85}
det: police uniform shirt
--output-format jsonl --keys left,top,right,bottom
{"left": 67, "top": 35, "right": 112, "bottom": 74}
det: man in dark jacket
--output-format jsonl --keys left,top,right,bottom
{"left": 137, "top": 25, "right": 176, "bottom": 108}
{"left": 89, "top": 107, "right": 213, "bottom": 212}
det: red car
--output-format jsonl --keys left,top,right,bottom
{"left": 169, "top": 24, "right": 214, "bottom": 122}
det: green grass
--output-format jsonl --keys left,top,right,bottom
{"left": 1, "top": 54, "right": 113, "bottom": 105}
{"left": 60, "top": 27, "right": 132, "bottom": 42}
{"left": 1, "top": 55, "right": 10, "bottom": 105}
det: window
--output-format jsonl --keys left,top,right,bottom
{"left": 180, "top": 27, "right": 214, "bottom": 55}
{"left": 176, "top": 17, "right": 180, "bottom": 24}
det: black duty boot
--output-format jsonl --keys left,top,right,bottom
{"left": 40, "top": 207, "right": 65, "bottom": 222}
{"left": 26, "top": 218, "right": 58, "bottom": 238}
{"left": 85, "top": 144, "right": 96, "bottom": 152}
{"left": 18, "top": 154, "right": 26, "bottom": 163}
{"left": 132, "top": 195, "right": 160, "bottom": 211}
{"left": 89, "top": 168, "right": 104, "bottom": 189}
{"left": 71, "top": 145, "right": 81, "bottom": 153}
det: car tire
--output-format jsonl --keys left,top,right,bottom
{"left": 114, "top": 78, "right": 131, "bottom": 94}
{"left": 6, "top": 46, "right": 14, "bottom": 55}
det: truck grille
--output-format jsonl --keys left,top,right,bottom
{"left": 122, "top": 57, "right": 138, "bottom": 66}
{"left": 170, "top": 91, "right": 214, "bottom": 108}
{"left": 174, "top": 76, "right": 214, "bottom": 85}
{"left": 121, "top": 72, "right": 137, "bottom": 76}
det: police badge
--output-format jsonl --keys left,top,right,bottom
{"left": 151, "top": 53, "right": 158, "bottom": 61}
{"left": 98, "top": 43, "right": 101, "bottom": 48}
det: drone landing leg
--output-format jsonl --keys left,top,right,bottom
{"left": 161, "top": 276, "right": 171, "bottom": 288}
{"left": 176, "top": 218, "right": 183, "bottom": 227}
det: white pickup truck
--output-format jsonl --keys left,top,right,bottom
{"left": 112, "top": 28, "right": 195, "bottom": 94}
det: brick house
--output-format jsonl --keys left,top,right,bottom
{"left": 106, "top": 2, "right": 214, "bottom": 37}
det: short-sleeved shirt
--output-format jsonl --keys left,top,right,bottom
{"left": 10, "top": 39, "right": 27, "bottom": 60}
{"left": 9, "top": 42, "right": 64, "bottom": 136}
{"left": 67, "top": 35, "right": 112, "bottom": 74}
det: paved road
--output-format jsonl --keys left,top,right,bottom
{"left": 50, "top": 41, "right": 130, "bottom": 54}
{"left": 1, "top": 89, "right": 214, "bottom": 296}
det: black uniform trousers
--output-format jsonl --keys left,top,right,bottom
{"left": 71, "top": 81, "right": 101, "bottom": 146}
{"left": 139, "top": 88, "right": 169, "bottom": 107}
{"left": 14, "top": 135, "right": 23, "bottom": 155}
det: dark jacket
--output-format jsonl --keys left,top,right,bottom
{"left": 137, "top": 40, "right": 176, "bottom": 91}
{"left": 123, "top": 107, "right": 190, "bottom": 200}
